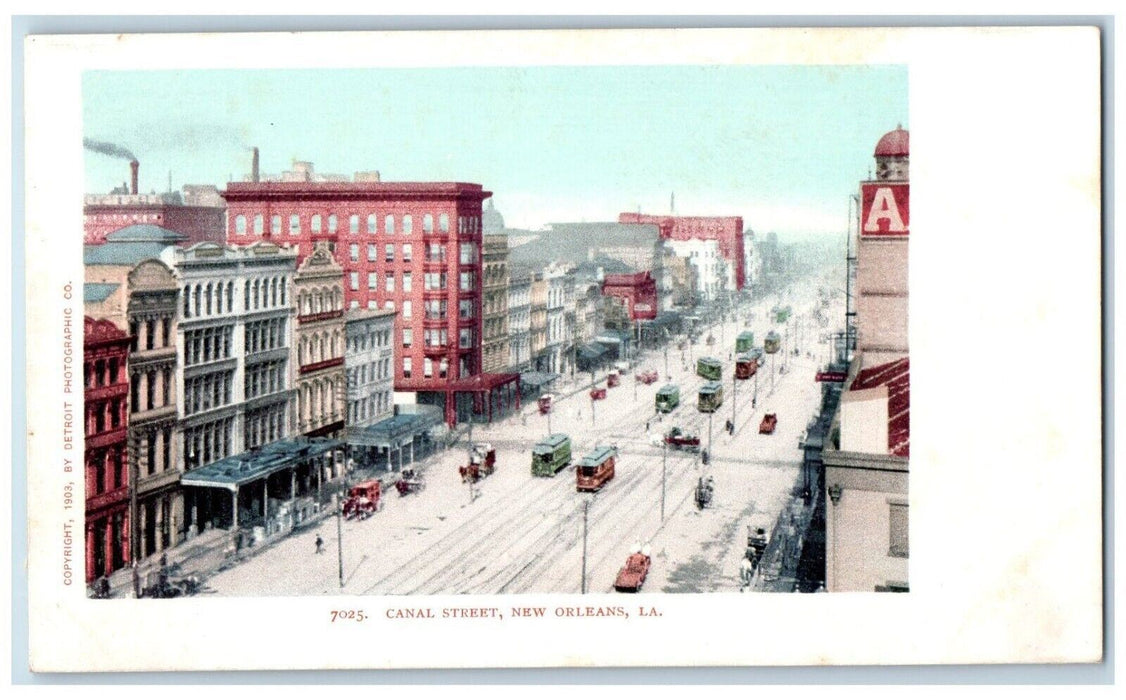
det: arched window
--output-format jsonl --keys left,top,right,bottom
{"left": 403, "top": 215, "right": 413, "bottom": 235}
{"left": 252, "top": 280, "right": 260, "bottom": 310}
{"left": 183, "top": 288, "right": 191, "bottom": 318}
{"left": 367, "top": 214, "right": 377, "bottom": 234}
{"left": 235, "top": 215, "right": 246, "bottom": 234}
{"left": 385, "top": 215, "right": 395, "bottom": 235}
{"left": 439, "top": 213, "right": 449, "bottom": 233}
{"left": 271, "top": 278, "right": 278, "bottom": 307}
{"left": 280, "top": 279, "right": 286, "bottom": 305}
{"left": 423, "top": 214, "right": 433, "bottom": 234}
{"left": 270, "top": 215, "right": 281, "bottom": 235}
{"left": 204, "top": 283, "right": 213, "bottom": 315}
{"left": 311, "top": 214, "right": 322, "bottom": 233}
{"left": 328, "top": 215, "right": 338, "bottom": 233}
{"left": 244, "top": 281, "right": 250, "bottom": 310}
{"left": 254, "top": 214, "right": 264, "bottom": 235}
{"left": 226, "top": 281, "right": 234, "bottom": 312}
{"left": 349, "top": 214, "right": 360, "bottom": 234}
{"left": 193, "top": 284, "right": 201, "bottom": 317}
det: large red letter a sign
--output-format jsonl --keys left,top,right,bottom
{"left": 860, "top": 183, "right": 909, "bottom": 237}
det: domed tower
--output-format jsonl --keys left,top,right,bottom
{"left": 482, "top": 198, "right": 505, "bottom": 234}
{"left": 873, "top": 124, "right": 909, "bottom": 181}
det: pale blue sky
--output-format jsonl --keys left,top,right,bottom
{"left": 83, "top": 65, "right": 906, "bottom": 235}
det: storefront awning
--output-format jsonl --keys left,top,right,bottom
{"left": 181, "top": 437, "right": 345, "bottom": 490}
{"left": 578, "top": 342, "right": 608, "bottom": 360}
{"left": 520, "top": 371, "right": 560, "bottom": 388}
{"left": 347, "top": 407, "right": 443, "bottom": 448}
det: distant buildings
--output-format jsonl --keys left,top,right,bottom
{"left": 507, "top": 268, "right": 533, "bottom": 372}
{"left": 84, "top": 159, "right": 225, "bottom": 245}
{"left": 618, "top": 212, "right": 745, "bottom": 292}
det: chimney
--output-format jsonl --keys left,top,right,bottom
{"left": 251, "top": 147, "right": 260, "bottom": 183}
{"left": 130, "top": 160, "right": 139, "bottom": 195}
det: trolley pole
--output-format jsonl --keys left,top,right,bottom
{"left": 661, "top": 439, "right": 667, "bottom": 522}
{"left": 708, "top": 413, "right": 714, "bottom": 461}
{"left": 581, "top": 500, "right": 589, "bottom": 594}
{"left": 335, "top": 496, "right": 344, "bottom": 589}
{"left": 754, "top": 363, "right": 759, "bottom": 408}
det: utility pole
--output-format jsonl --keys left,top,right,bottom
{"left": 731, "top": 367, "right": 737, "bottom": 434}
{"left": 335, "top": 495, "right": 344, "bottom": 589}
{"left": 581, "top": 499, "right": 589, "bottom": 594}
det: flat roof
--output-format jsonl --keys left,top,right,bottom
{"left": 699, "top": 381, "right": 724, "bottom": 392}
{"left": 580, "top": 446, "right": 616, "bottom": 466}
{"left": 180, "top": 437, "right": 344, "bottom": 490}
{"left": 533, "top": 433, "right": 570, "bottom": 452}
{"left": 656, "top": 384, "right": 680, "bottom": 394}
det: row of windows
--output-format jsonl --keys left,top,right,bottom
{"left": 298, "top": 329, "right": 343, "bottom": 367}
{"left": 130, "top": 367, "right": 174, "bottom": 414}
{"left": 181, "top": 277, "right": 289, "bottom": 319}
{"left": 183, "top": 417, "right": 234, "bottom": 469}
{"left": 139, "top": 426, "right": 174, "bottom": 478}
{"left": 401, "top": 356, "right": 451, "bottom": 380}
{"left": 350, "top": 271, "right": 413, "bottom": 293}
{"left": 184, "top": 327, "right": 233, "bottom": 367}
{"left": 85, "top": 357, "right": 126, "bottom": 389}
{"left": 86, "top": 445, "right": 126, "bottom": 497}
{"left": 246, "top": 318, "right": 288, "bottom": 355}
{"left": 347, "top": 328, "right": 391, "bottom": 354}
{"left": 348, "top": 390, "right": 392, "bottom": 426}
{"left": 87, "top": 398, "right": 127, "bottom": 436}
{"left": 297, "top": 286, "right": 343, "bottom": 317}
{"left": 297, "top": 378, "right": 340, "bottom": 429}
{"left": 245, "top": 406, "right": 286, "bottom": 451}
{"left": 245, "top": 360, "right": 287, "bottom": 400}
{"left": 129, "top": 315, "right": 173, "bottom": 354}
{"left": 185, "top": 371, "right": 234, "bottom": 417}
{"left": 234, "top": 212, "right": 482, "bottom": 237}
{"left": 348, "top": 358, "right": 391, "bottom": 388}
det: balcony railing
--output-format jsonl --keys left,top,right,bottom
{"left": 299, "top": 357, "right": 345, "bottom": 375}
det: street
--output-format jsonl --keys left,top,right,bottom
{"left": 207, "top": 286, "right": 836, "bottom": 596}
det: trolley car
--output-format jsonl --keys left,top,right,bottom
{"left": 531, "top": 433, "right": 572, "bottom": 477}
{"left": 698, "top": 381, "right": 724, "bottom": 412}
{"left": 735, "top": 331, "right": 755, "bottom": 354}
{"left": 576, "top": 445, "right": 617, "bottom": 492}
{"left": 696, "top": 357, "right": 722, "bottom": 381}
{"left": 763, "top": 331, "right": 781, "bottom": 355}
{"left": 734, "top": 353, "right": 758, "bottom": 380}
{"left": 655, "top": 384, "right": 680, "bottom": 413}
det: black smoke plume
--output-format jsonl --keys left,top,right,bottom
{"left": 84, "top": 138, "right": 136, "bottom": 161}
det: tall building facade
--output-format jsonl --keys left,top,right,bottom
{"left": 169, "top": 241, "right": 298, "bottom": 534}
{"left": 83, "top": 317, "right": 131, "bottom": 583}
{"left": 823, "top": 126, "right": 910, "bottom": 593}
{"left": 344, "top": 309, "right": 397, "bottom": 430}
{"left": 507, "top": 269, "right": 533, "bottom": 372}
{"left": 293, "top": 242, "right": 347, "bottom": 438}
{"left": 84, "top": 224, "right": 185, "bottom": 560}
{"left": 482, "top": 234, "right": 510, "bottom": 373}
{"left": 529, "top": 273, "right": 548, "bottom": 372}
{"left": 222, "top": 161, "right": 492, "bottom": 425}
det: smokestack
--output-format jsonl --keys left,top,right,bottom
{"left": 130, "top": 160, "right": 139, "bottom": 195}
{"left": 251, "top": 147, "right": 260, "bottom": 183}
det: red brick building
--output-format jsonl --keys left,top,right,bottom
{"left": 84, "top": 160, "right": 226, "bottom": 245}
{"left": 222, "top": 163, "right": 518, "bottom": 425}
{"left": 83, "top": 316, "right": 132, "bottom": 583}
{"left": 618, "top": 213, "right": 745, "bottom": 290}
{"left": 601, "top": 271, "right": 658, "bottom": 322}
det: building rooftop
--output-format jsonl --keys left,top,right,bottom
{"left": 180, "top": 438, "right": 345, "bottom": 489}
{"left": 849, "top": 356, "right": 910, "bottom": 457}
{"left": 83, "top": 283, "right": 119, "bottom": 303}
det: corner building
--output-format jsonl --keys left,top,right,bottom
{"left": 223, "top": 164, "right": 505, "bottom": 426}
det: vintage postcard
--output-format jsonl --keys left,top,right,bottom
{"left": 23, "top": 26, "right": 1102, "bottom": 672}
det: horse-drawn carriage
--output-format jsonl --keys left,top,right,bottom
{"left": 394, "top": 467, "right": 426, "bottom": 497}
{"left": 590, "top": 387, "right": 607, "bottom": 401}
{"left": 607, "top": 371, "right": 621, "bottom": 388}
{"left": 664, "top": 426, "right": 701, "bottom": 452}
{"left": 342, "top": 480, "right": 384, "bottom": 519}
{"left": 695, "top": 476, "right": 715, "bottom": 510}
{"left": 459, "top": 442, "right": 497, "bottom": 483}
{"left": 635, "top": 368, "right": 659, "bottom": 385}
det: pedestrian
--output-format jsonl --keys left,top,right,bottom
{"left": 315, "top": 534, "right": 324, "bottom": 554}
{"left": 740, "top": 554, "right": 755, "bottom": 592}
{"left": 645, "top": 420, "right": 650, "bottom": 432}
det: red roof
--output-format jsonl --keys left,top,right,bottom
{"left": 850, "top": 357, "right": 910, "bottom": 458}
{"left": 874, "top": 126, "right": 910, "bottom": 157}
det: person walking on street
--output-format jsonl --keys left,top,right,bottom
{"left": 315, "top": 534, "right": 324, "bottom": 554}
